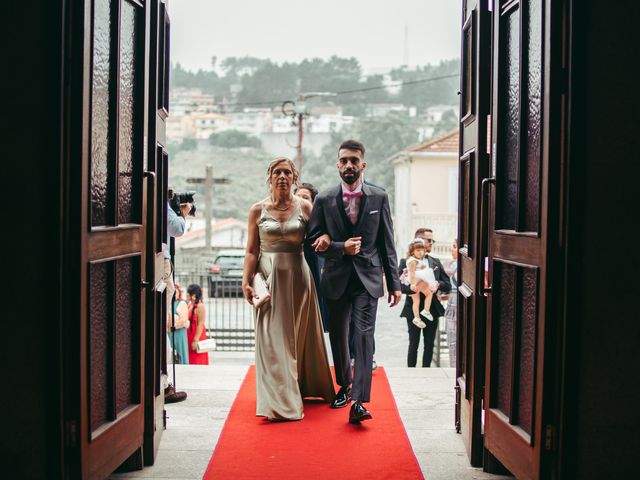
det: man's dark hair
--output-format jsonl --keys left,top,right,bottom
{"left": 414, "top": 227, "right": 433, "bottom": 237}
{"left": 338, "top": 139, "right": 365, "bottom": 156}
{"left": 296, "top": 182, "right": 318, "bottom": 201}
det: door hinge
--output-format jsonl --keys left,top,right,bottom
{"left": 545, "top": 424, "right": 556, "bottom": 451}
{"left": 65, "top": 420, "right": 78, "bottom": 448}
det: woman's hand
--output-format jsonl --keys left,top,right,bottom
{"left": 243, "top": 283, "right": 257, "bottom": 305}
{"left": 410, "top": 283, "right": 418, "bottom": 292}
{"left": 313, "top": 234, "right": 331, "bottom": 252}
{"left": 191, "top": 340, "right": 198, "bottom": 351}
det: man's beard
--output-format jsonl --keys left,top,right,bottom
{"left": 340, "top": 169, "right": 361, "bottom": 185}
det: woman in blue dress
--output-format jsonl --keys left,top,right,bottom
{"left": 168, "top": 283, "right": 190, "bottom": 364}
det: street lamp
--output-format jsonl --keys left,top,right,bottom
{"left": 282, "top": 92, "right": 336, "bottom": 174}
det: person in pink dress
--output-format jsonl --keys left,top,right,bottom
{"left": 186, "top": 284, "right": 209, "bottom": 365}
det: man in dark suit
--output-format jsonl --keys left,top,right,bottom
{"left": 308, "top": 139, "right": 401, "bottom": 424}
{"left": 399, "top": 228, "right": 451, "bottom": 367}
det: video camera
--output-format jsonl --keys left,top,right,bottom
{"left": 168, "top": 188, "right": 197, "bottom": 217}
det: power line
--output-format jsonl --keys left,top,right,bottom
{"left": 218, "top": 73, "right": 459, "bottom": 108}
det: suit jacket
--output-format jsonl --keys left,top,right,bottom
{"left": 307, "top": 183, "right": 401, "bottom": 299}
{"left": 399, "top": 255, "right": 451, "bottom": 319}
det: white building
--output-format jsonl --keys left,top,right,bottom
{"left": 392, "top": 129, "right": 459, "bottom": 259}
{"left": 424, "top": 104, "right": 459, "bottom": 124}
{"left": 170, "top": 88, "right": 217, "bottom": 116}
{"left": 192, "top": 112, "right": 231, "bottom": 139}
{"left": 367, "top": 103, "right": 407, "bottom": 117}
{"left": 175, "top": 218, "right": 247, "bottom": 250}
{"left": 225, "top": 109, "right": 272, "bottom": 137}
{"left": 306, "top": 106, "right": 354, "bottom": 133}
{"left": 416, "top": 104, "right": 460, "bottom": 141}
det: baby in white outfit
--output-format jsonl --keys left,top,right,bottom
{"left": 404, "top": 238, "right": 438, "bottom": 328}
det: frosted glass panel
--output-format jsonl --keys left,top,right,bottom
{"left": 523, "top": 0, "right": 542, "bottom": 232}
{"left": 115, "top": 257, "right": 137, "bottom": 413}
{"left": 118, "top": 2, "right": 141, "bottom": 224}
{"left": 90, "top": 0, "right": 113, "bottom": 226}
{"left": 495, "top": 262, "right": 515, "bottom": 417}
{"left": 498, "top": 10, "right": 520, "bottom": 230}
{"left": 89, "top": 262, "right": 110, "bottom": 431}
{"left": 517, "top": 267, "right": 537, "bottom": 435}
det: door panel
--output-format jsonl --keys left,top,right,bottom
{"left": 79, "top": 0, "right": 149, "bottom": 477}
{"left": 457, "top": 0, "right": 492, "bottom": 466}
{"left": 483, "top": 0, "right": 563, "bottom": 477}
{"left": 142, "top": 0, "right": 171, "bottom": 466}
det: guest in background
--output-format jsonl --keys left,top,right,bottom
{"left": 186, "top": 284, "right": 209, "bottom": 365}
{"left": 399, "top": 228, "right": 451, "bottom": 367}
{"left": 295, "top": 182, "right": 330, "bottom": 332}
{"left": 168, "top": 283, "right": 190, "bottom": 365}
{"left": 163, "top": 197, "right": 191, "bottom": 402}
{"left": 444, "top": 239, "right": 458, "bottom": 367}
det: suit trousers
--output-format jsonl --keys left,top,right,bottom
{"left": 327, "top": 272, "right": 378, "bottom": 402}
{"left": 406, "top": 316, "right": 437, "bottom": 367}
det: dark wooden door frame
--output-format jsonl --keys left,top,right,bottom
{"left": 142, "top": 0, "right": 170, "bottom": 465}
{"left": 481, "top": 0, "right": 569, "bottom": 478}
{"left": 61, "top": 0, "right": 160, "bottom": 477}
{"left": 457, "top": 0, "right": 492, "bottom": 467}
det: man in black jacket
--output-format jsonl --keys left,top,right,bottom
{"left": 308, "top": 139, "right": 401, "bottom": 424}
{"left": 399, "top": 228, "right": 451, "bottom": 367}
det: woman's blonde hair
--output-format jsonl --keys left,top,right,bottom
{"left": 406, "top": 237, "right": 426, "bottom": 259}
{"left": 266, "top": 157, "right": 298, "bottom": 202}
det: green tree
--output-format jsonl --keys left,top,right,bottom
{"left": 181, "top": 138, "right": 197, "bottom": 150}
{"left": 303, "top": 112, "right": 421, "bottom": 200}
{"left": 209, "top": 130, "right": 261, "bottom": 148}
{"left": 432, "top": 109, "right": 458, "bottom": 136}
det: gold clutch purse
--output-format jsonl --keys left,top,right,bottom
{"left": 251, "top": 272, "right": 271, "bottom": 308}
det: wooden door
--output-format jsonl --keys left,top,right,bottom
{"left": 142, "top": 0, "right": 171, "bottom": 465}
{"left": 483, "top": 0, "right": 566, "bottom": 477}
{"left": 77, "top": 0, "right": 151, "bottom": 477}
{"left": 456, "top": 0, "right": 492, "bottom": 466}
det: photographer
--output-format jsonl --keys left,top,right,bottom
{"left": 163, "top": 196, "right": 193, "bottom": 403}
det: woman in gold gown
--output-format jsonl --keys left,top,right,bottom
{"left": 242, "top": 157, "right": 335, "bottom": 421}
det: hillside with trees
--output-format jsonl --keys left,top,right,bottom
{"left": 168, "top": 56, "right": 460, "bottom": 221}
{"left": 170, "top": 56, "right": 459, "bottom": 112}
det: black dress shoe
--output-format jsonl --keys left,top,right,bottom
{"left": 349, "top": 400, "right": 372, "bottom": 424}
{"left": 330, "top": 386, "right": 352, "bottom": 408}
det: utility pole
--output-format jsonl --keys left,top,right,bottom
{"left": 282, "top": 92, "right": 336, "bottom": 175}
{"left": 186, "top": 164, "right": 230, "bottom": 250}
{"left": 205, "top": 165, "right": 213, "bottom": 250}
{"left": 296, "top": 110, "right": 304, "bottom": 174}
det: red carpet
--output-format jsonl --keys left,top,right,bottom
{"left": 203, "top": 366, "right": 423, "bottom": 479}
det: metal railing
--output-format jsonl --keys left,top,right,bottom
{"left": 174, "top": 267, "right": 256, "bottom": 352}
{"left": 433, "top": 316, "right": 450, "bottom": 367}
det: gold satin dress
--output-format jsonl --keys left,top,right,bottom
{"left": 254, "top": 199, "right": 335, "bottom": 420}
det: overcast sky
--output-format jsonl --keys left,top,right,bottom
{"left": 169, "top": 0, "right": 461, "bottom": 73}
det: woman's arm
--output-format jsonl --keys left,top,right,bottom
{"left": 191, "top": 303, "right": 206, "bottom": 351}
{"left": 301, "top": 198, "right": 331, "bottom": 249}
{"left": 242, "top": 203, "right": 262, "bottom": 304}
{"left": 176, "top": 301, "right": 189, "bottom": 329}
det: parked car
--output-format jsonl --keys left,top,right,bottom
{"left": 208, "top": 249, "right": 245, "bottom": 297}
